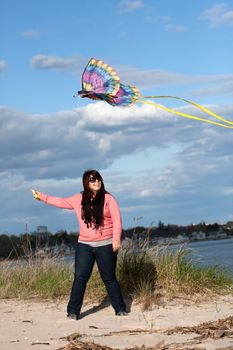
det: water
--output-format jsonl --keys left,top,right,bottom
{"left": 2, "top": 238, "right": 233, "bottom": 275}
{"left": 63, "top": 238, "right": 233, "bottom": 274}
{"left": 179, "top": 238, "right": 233, "bottom": 274}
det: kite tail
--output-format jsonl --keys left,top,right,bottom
{"left": 136, "top": 95, "right": 233, "bottom": 129}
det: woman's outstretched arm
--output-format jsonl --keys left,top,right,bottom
{"left": 31, "top": 189, "right": 75, "bottom": 209}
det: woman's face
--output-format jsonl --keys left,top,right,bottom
{"left": 88, "top": 174, "right": 102, "bottom": 194}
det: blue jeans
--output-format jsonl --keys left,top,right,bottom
{"left": 67, "top": 242, "right": 126, "bottom": 316}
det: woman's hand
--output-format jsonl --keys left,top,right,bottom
{"left": 112, "top": 240, "right": 121, "bottom": 252}
{"left": 31, "top": 189, "right": 41, "bottom": 200}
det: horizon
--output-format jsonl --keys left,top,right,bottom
{"left": 3, "top": 218, "right": 232, "bottom": 237}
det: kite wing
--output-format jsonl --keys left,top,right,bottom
{"left": 108, "top": 83, "right": 141, "bottom": 107}
{"left": 78, "top": 58, "right": 120, "bottom": 97}
{"left": 77, "top": 58, "right": 140, "bottom": 106}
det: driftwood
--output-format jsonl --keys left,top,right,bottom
{"left": 164, "top": 315, "right": 233, "bottom": 340}
{"left": 31, "top": 340, "right": 50, "bottom": 345}
{"left": 56, "top": 339, "right": 233, "bottom": 350}
{"left": 56, "top": 340, "right": 116, "bottom": 350}
{"left": 56, "top": 316, "right": 233, "bottom": 350}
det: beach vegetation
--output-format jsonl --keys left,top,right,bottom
{"left": 0, "top": 235, "right": 233, "bottom": 306}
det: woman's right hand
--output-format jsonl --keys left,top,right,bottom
{"left": 31, "top": 189, "right": 41, "bottom": 200}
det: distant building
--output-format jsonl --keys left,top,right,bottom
{"left": 36, "top": 225, "right": 48, "bottom": 240}
{"left": 225, "top": 221, "right": 233, "bottom": 229}
{"left": 37, "top": 225, "right": 47, "bottom": 233}
{"left": 191, "top": 231, "right": 206, "bottom": 240}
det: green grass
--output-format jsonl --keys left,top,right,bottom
{"left": 0, "top": 244, "right": 233, "bottom": 305}
{"left": 154, "top": 245, "right": 233, "bottom": 296}
{"left": 0, "top": 258, "right": 73, "bottom": 299}
{"left": 117, "top": 248, "right": 158, "bottom": 298}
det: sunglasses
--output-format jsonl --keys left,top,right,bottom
{"left": 88, "top": 176, "right": 102, "bottom": 183}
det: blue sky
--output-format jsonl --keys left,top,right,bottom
{"left": 1, "top": 0, "right": 233, "bottom": 234}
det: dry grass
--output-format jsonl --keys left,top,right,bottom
{"left": 154, "top": 244, "right": 233, "bottom": 296}
{"left": 0, "top": 239, "right": 233, "bottom": 303}
{"left": 0, "top": 257, "right": 73, "bottom": 299}
{"left": 117, "top": 241, "right": 233, "bottom": 307}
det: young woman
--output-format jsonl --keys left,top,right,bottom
{"left": 31, "top": 169, "right": 126, "bottom": 319}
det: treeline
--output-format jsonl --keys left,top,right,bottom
{"left": 1, "top": 221, "right": 233, "bottom": 259}
{"left": 122, "top": 221, "right": 233, "bottom": 240}
{"left": 0, "top": 230, "right": 78, "bottom": 259}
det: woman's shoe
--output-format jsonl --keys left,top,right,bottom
{"left": 115, "top": 311, "right": 127, "bottom": 316}
{"left": 68, "top": 313, "right": 78, "bottom": 320}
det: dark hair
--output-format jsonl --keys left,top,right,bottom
{"left": 81, "top": 169, "right": 106, "bottom": 229}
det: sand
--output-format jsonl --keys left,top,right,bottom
{"left": 1, "top": 296, "right": 233, "bottom": 350}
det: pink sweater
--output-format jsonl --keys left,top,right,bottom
{"left": 40, "top": 192, "right": 122, "bottom": 242}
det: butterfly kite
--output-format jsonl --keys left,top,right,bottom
{"left": 76, "top": 58, "right": 233, "bottom": 129}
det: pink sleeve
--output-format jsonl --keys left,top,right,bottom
{"left": 40, "top": 192, "right": 76, "bottom": 209}
{"left": 109, "top": 195, "right": 122, "bottom": 241}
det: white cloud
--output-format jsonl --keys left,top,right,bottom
{"left": 145, "top": 15, "right": 188, "bottom": 33}
{"left": 113, "top": 64, "right": 233, "bottom": 93}
{"left": 30, "top": 53, "right": 190, "bottom": 86}
{"left": 1, "top": 101, "right": 233, "bottom": 233}
{"left": 1, "top": 101, "right": 232, "bottom": 180}
{"left": 191, "top": 81, "right": 233, "bottom": 97}
{"left": 31, "top": 54, "right": 85, "bottom": 70}
{"left": 199, "top": 3, "right": 233, "bottom": 27}
{"left": 164, "top": 24, "right": 188, "bottom": 33}
{"left": 118, "top": 0, "right": 143, "bottom": 13}
{"left": 77, "top": 101, "right": 166, "bottom": 128}
{"left": 28, "top": 54, "right": 233, "bottom": 99}
{"left": 0, "top": 102, "right": 204, "bottom": 181}
{"left": 98, "top": 137, "right": 111, "bottom": 152}
{"left": 222, "top": 186, "right": 233, "bottom": 195}
{"left": 20, "top": 30, "right": 42, "bottom": 39}
{"left": 0, "top": 60, "right": 7, "bottom": 72}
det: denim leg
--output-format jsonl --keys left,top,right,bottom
{"left": 95, "top": 244, "right": 126, "bottom": 313}
{"left": 67, "top": 243, "right": 95, "bottom": 316}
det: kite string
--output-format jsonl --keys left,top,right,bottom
{"left": 136, "top": 99, "right": 233, "bottom": 129}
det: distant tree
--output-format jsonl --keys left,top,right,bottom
{"left": 0, "top": 234, "right": 21, "bottom": 258}
{"left": 68, "top": 232, "right": 79, "bottom": 245}
{"left": 55, "top": 230, "right": 69, "bottom": 245}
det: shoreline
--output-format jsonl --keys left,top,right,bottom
{"left": 1, "top": 295, "right": 233, "bottom": 350}
{"left": 2, "top": 236, "right": 233, "bottom": 259}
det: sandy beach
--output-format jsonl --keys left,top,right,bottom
{"left": 1, "top": 296, "right": 233, "bottom": 350}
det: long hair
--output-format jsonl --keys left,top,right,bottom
{"left": 81, "top": 170, "right": 107, "bottom": 229}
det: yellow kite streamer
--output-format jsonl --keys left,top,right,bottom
{"left": 137, "top": 95, "right": 233, "bottom": 128}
